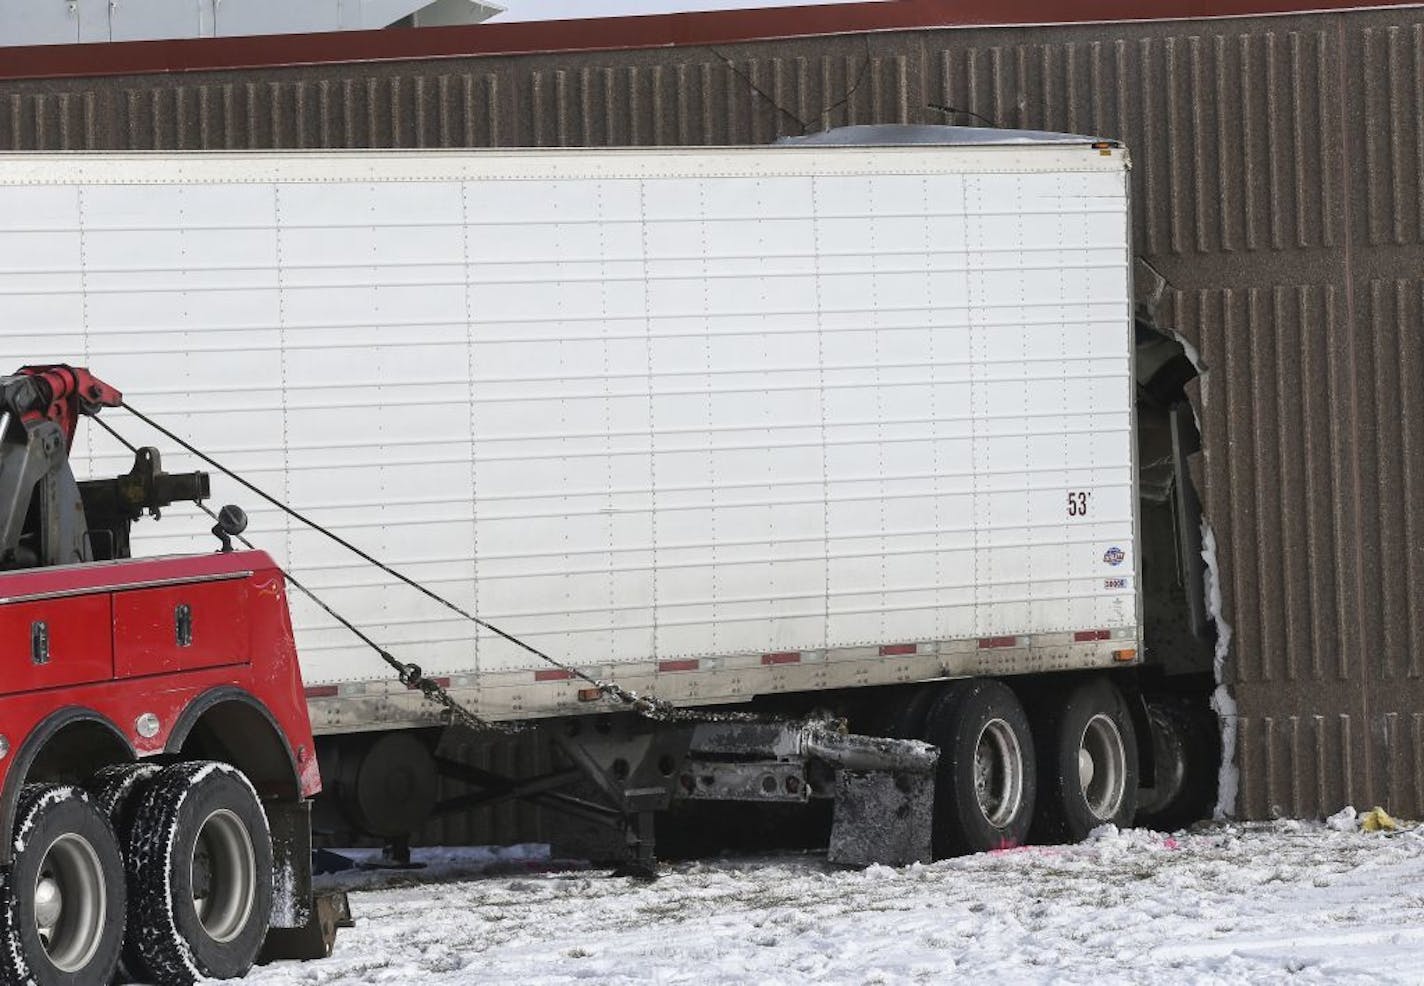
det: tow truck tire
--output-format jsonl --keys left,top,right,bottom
{"left": 124, "top": 761, "right": 273, "bottom": 985}
{"left": 88, "top": 762, "right": 161, "bottom": 841}
{"left": 87, "top": 762, "right": 161, "bottom": 983}
{"left": 0, "top": 784, "right": 125, "bottom": 986}
{"left": 1029, "top": 677, "right": 1140, "bottom": 843}
{"left": 923, "top": 679, "right": 1036, "bottom": 857}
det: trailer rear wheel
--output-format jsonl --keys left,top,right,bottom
{"left": 884, "top": 685, "right": 944, "bottom": 741}
{"left": 923, "top": 679, "right": 1036, "bottom": 857}
{"left": 0, "top": 784, "right": 125, "bottom": 986}
{"left": 1135, "top": 696, "right": 1219, "bottom": 831}
{"left": 124, "top": 761, "right": 273, "bottom": 985}
{"left": 1030, "top": 677, "right": 1139, "bottom": 843}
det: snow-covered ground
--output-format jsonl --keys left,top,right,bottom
{"left": 239, "top": 818, "right": 1424, "bottom": 985}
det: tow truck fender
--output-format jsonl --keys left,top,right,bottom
{"left": 163, "top": 685, "right": 303, "bottom": 801}
{"left": 1, "top": 688, "right": 306, "bottom": 869}
{"left": 0, "top": 706, "right": 133, "bottom": 866}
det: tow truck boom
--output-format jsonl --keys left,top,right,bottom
{"left": 0, "top": 365, "right": 208, "bottom": 569}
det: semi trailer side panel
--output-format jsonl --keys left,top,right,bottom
{"left": 0, "top": 140, "right": 1138, "bottom": 730}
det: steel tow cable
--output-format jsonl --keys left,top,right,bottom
{"left": 88, "top": 412, "right": 521, "bottom": 734}
{"left": 197, "top": 500, "right": 521, "bottom": 736}
{"left": 98, "top": 405, "right": 765, "bottom": 727}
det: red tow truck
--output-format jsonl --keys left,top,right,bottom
{"left": 0, "top": 366, "right": 327, "bottom": 985}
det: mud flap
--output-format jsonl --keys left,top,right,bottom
{"left": 257, "top": 891, "right": 354, "bottom": 964}
{"left": 828, "top": 769, "right": 934, "bottom": 867}
{"left": 266, "top": 799, "right": 313, "bottom": 929}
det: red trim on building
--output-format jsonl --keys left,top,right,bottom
{"left": 761, "top": 651, "right": 802, "bottom": 665}
{"left": 0, "top": 1, "right": 1415, "bottom": 82}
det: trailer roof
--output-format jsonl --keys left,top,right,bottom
{"left": 0, "top": 0, "right": 1420, "bottom": 81}
{"left": 778, "top": 124, "right": 1118, "bottom": 147}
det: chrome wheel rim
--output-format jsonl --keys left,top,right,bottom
{"left": 191, "top": 809, "right": 256, "bottom": 944}
{"left": 973, "top": 718, "right": 1025, "bottom": 827}
{"left": 1079, "top": 714, "right": 1127, "bottom": 820}
{"left": 33, "top": 833, "right": 106, "bottom": 973}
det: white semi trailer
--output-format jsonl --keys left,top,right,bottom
{"left": 0, "top": 127, "right": 1215, "bottom": 870}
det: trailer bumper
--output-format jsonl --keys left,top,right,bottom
{"left": 687, "top": 720, "right": 939, "bottom": 867}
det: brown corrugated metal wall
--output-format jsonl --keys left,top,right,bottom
{"left": 2, "top": 7, "right": 1421, "bottom": 825}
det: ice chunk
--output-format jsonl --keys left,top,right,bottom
{"left": 1326, "top": 806, "right": 1358, "bottom": 832}
{"left": 1201, "top": 523, "right": 1238, "bottom": 820}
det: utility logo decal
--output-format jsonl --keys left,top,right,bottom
{"left": 1103, "top": 546, "right": 1125, "bottom": 567}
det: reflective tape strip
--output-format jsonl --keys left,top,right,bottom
{"left": 658, "top": 659, "right": 700, "bottom": 672}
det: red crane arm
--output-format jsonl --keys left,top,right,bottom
{"left": 11, "top": 365, "right": 124, "bottom": 449}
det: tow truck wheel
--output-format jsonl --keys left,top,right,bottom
{"left": 124, "top": 761, "right": 273, "bottom": 985}
{"left": 1029, "top": 676, "right": 1140, "bottom": 843}
{"left": 0, "top": 784, "right": 125, "bottom": 986}
{"left": 88, "top": 763, "right": 161, "bottom": 838}
{"left": 923, "top": 679, "right": 1036, "bottom": 857}
{"left": 87, "top": 762, "right": 161, "bottom": 982}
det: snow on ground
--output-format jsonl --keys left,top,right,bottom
{"left": 237, "top": 819, "right": 1424, "bottom": 986}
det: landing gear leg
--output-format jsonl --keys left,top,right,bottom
{"left": 373, "top": 836, "right": 420, "bottom": 870}
{"left": 613, "top": 811, "right": 658, "bottom": 882}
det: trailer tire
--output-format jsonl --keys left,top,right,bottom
{"left": 0, "top": 784, "right": 125, "bottom": 986}
{"left": 1030, "top": 677, "right": 1139, "bottom": 843}
{"left": 1135, "top": 696, "right": 1219, "bottom": 832}
{"left": 124, "top": 761, "right": 273, "bottom": 985}
{"left": 923, "top": 679, "right": 1036, "bottom": 857}
{"left": 884, "top": 685, "right": 945, "bottom": 741}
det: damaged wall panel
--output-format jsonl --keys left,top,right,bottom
{"left": 1, "top": 4, "right": 1421, "bottom": 822}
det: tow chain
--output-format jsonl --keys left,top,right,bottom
{"left": 96, "top": 408, "right": 765, "bottom": 733}
{"left": 193, "top": 501, "right": 522, "bottom": 736}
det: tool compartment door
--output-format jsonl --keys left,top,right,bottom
{"left": 0, "top": 594, "right": 114, "bottom": 692}
{"left": 113, "top": 578, "right": 251, "bottom": 677}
